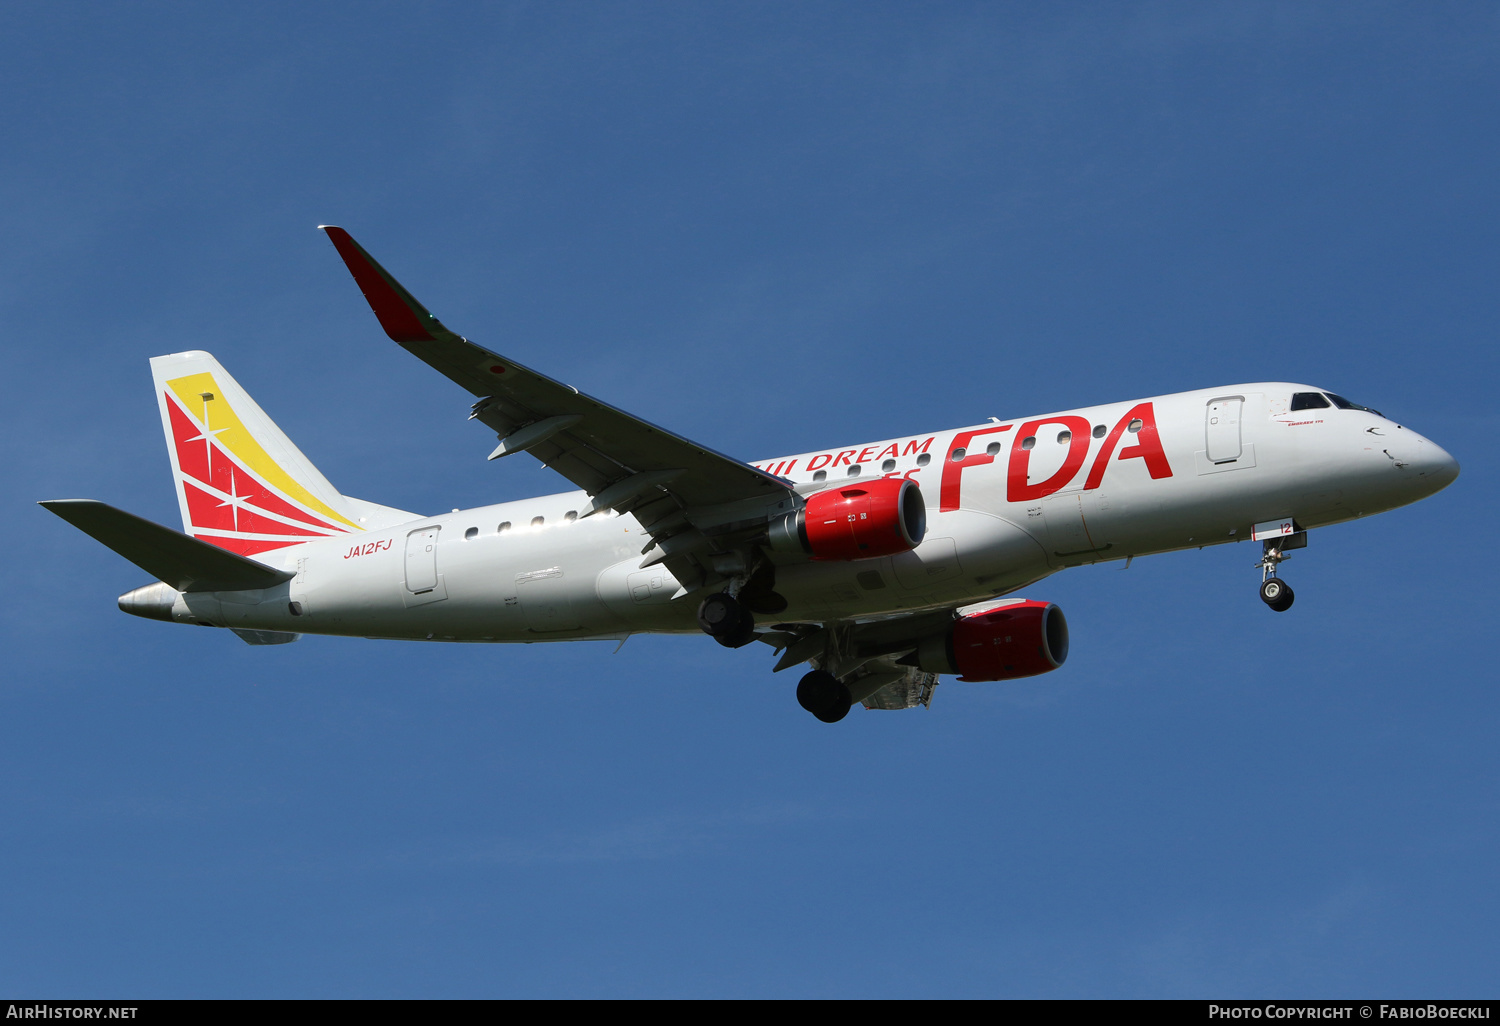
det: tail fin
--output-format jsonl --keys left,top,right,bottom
{"left": 152, "top": 350, "right": 364, "bottom": 556}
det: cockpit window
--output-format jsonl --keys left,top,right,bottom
{"left": 1324, "top": 393, "right": 1383, "bottom": 417}
{"left": 1290, "top": 392, "right": 1330, "bottom": 411}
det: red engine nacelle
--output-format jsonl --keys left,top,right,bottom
{"left": 913, "top": 600, "right": 1069, "bottom": 682}
{"left": 768, "top": 477, "right": 926, "bottom": 561}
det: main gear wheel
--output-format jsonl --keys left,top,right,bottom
{"left": 796, "top": 669, "right": 852, "bottom": 723}
{"left": 696, "top": 592, "right": 756, "bottom": 648}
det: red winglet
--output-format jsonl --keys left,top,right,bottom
{"left": 319, "top": 226, "right": 436, "bottom": 343}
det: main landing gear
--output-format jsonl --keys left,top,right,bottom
{"left": 1255, "top": 533, "right": 1304, "bottom": 613}
{"left": 796, "top": 669, "right": 852, "bottom": 723}
{"left": 697, "top": 592, "right": 757, "bottom": 648}
{"left": 699, "top": 593, "right": 852, "bottom": 723}
{"left": 696, "top": 561, "right": 786, "bottom": 648}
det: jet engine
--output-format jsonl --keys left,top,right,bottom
{"left": 905, "top": 600, "right": 1069, "bottom": 682}
{"left": 768, "top": 477, "right": 926, "bottom": 561}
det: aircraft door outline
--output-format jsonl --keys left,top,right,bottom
{"left": 1205, "top": 396, "right": 1244, "bottom": 464}
{"left": 404, "top": 526, "right": 440, "bottom": 593}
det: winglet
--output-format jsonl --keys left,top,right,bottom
{"left": 319, "top": 225, "right": 442, "bottom": 344}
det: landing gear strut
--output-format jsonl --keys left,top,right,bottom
{"left": 796, "top": 669, "right": 852, "bottom": 723}
{"left": 697, "top": 592, "right": 756, "bottom": 648}
{"left": 1255, "top": 535, "right": 1301, "bottom": 612}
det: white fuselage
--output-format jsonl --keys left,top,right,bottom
{"left": 174, "top": 382, "right": 1457, "bottom": 641}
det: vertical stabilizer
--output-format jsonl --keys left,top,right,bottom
{"left": 151, "top": 351, "right": 364, "bottom": 556}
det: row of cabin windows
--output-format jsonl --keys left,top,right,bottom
{"left": 464, "top": 510, "right": 581, "bottom": 540}
{"left": 457, "top": 418, "right": 1157, "bottom": 528}
{"left": 812, "top": 452, "right": 933, "bottom": 483}
{"left": 444, "top": 396, "right": 1373, "bottom": 542}
{"left": 803, "top": 420, "right": 1144, "bottom": 481}
{"left": 803, "top": 393, "right": 1381, "bottom": 483}
{"left": 801, "top": 397, "right": 1378, "bottom": 488}
{"left": 963, "top": 421, "right": 1138, "bottom": 461}
{"left": 454, "top": 415, "right": 1161, "bottom": 530}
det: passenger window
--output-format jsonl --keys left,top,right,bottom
{"left": 1290, "top": 392, "right": 1330, "bottom": 411}
{"left": 813, "top": 470, "right": 827, "bottom": 482}
{"left": 1021, "top": 436, "right": 1036, "bottom": 450}
{"left": 1127, "top": 419, "right": 1142, "bottom": 433}
{"left": 531, "top": 516, "right": 545, "bottom": 528}
{"left": 1056, "top": 430, "right": 1071, "bottom": 444}
{"left": 916, "top": 453, "right": 931, "bottom": 467}
{"left": 564, "top": 510, "right": 578, "bottom": 522}
{"left": 464, "top": 527, "right": 478, "bottom": 541}
{"left": 846, "top": 465, "right": 861, "bottom": 477}
{"left": 881, "top": 458, "right": 896, "bottom": 472}
{"left": 1092, "top": 424, "right": 1106, "bottom": 439}
{"left": 497, "top": 522, "right": 511, "bottom": 533}
{"left": 986, "top": 442, "right": 1001, "bottom": 456}
{"left": 950, "top": 448, "right": 966, "bottom": 462}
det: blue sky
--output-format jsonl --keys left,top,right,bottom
{"left": 3, "top": 2, "right": 1496, "bottom": 997}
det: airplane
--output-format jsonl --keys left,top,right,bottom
{"left": 41, "top": 227, "right": 1461, "bottom": 723}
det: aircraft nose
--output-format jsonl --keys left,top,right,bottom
{"left": 1409, "top": 434, "right": 1460, "bottom": 493}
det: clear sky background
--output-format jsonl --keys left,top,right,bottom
{"left": 2, "top": 2, "right": 1495, "bottom": 998}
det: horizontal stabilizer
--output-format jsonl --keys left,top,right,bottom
{"left": 40, "top": 499, "right": 295, "bottom": 593}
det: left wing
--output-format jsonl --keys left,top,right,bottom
{"left": 320, "top": 226, "right": 799, "bottom": 595}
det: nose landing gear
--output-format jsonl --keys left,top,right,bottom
{"left": 1255, "top": 532, "right": 1304, "bottom": 612}
{"left": 1259, "top": 575, "right": 1294, "bottom": 611}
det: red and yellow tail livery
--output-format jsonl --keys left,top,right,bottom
{"left": 152, "top": 352, "right": 362, "bottom": 556}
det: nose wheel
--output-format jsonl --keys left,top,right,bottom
{"left": 1259, "top": 576, "right": 1294, "bottom": 611}
{"left": 1255, "top": 534, "right": 1302, "bottom": 613}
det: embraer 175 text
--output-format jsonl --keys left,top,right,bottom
{"left": 43, "top": 228, "right": 1461, "bottom": 722}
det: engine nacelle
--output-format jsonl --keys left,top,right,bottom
{"left": 911, "top": 600, "right": 1068, "bottom": 682}
{"left": 768, "top": 477, "right": 926, "bottom": 561}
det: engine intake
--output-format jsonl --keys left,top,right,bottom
{"left": 909, "top": 600, "right": 1068, "bottom": 682}
{"left": 768, "top": 477, "right": 926, "bottom": 561}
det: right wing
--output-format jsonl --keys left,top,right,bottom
{"left": 320, "top": 226, "right": 800, "bottom": 595}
